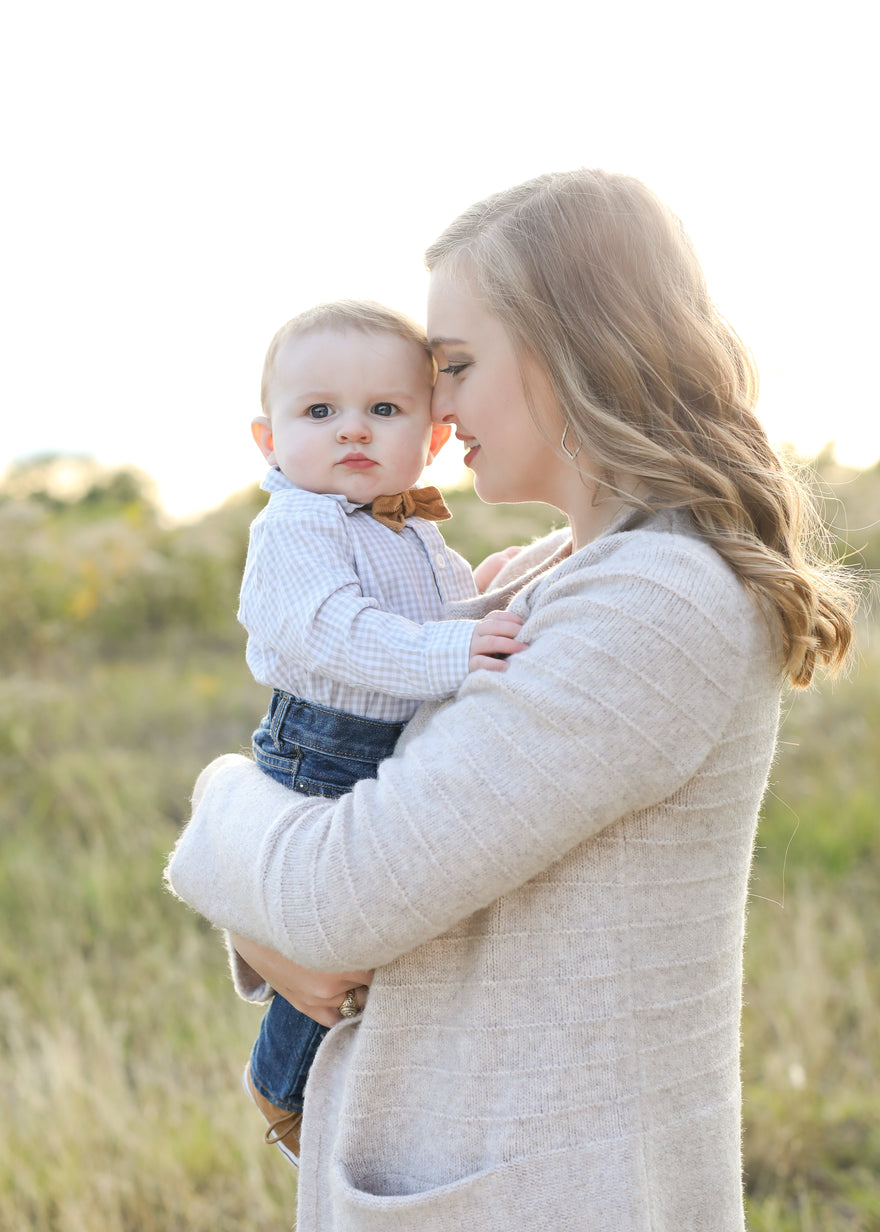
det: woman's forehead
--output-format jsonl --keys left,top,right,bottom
{"left": 427, "top": 267, "right": 490, "bottom": 344}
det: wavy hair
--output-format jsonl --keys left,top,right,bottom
{"left": 425, "top": 170, "right": 855, "bottom": 687}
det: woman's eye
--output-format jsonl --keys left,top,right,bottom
{"left": 438, "top": 363, "right": 469, "bottom": 377}
{"left": 307, "top": 404, "right": 333, "bottom": 420}
{"left": 371, "top": 402, "right": 398, "bottom": 417}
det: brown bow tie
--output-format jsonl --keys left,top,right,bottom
{"left": 370, "top": 486, "right": 452, "bottom": 532}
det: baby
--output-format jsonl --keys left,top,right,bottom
{"left": 237, "top": 300, "right": 525, "bottom": 1162}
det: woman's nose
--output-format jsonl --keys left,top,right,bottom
{"left": 431, "top": 383, "right": 454, "bottom": 423}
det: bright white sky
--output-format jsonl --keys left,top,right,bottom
{"left": 2, "top": 0, "right": 876, "bottom": 519}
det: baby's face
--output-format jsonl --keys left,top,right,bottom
{"left": 262, "top": 327, "right": 436, "bottom": 503}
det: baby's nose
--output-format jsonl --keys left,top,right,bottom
{"left": 337, "top": 413, "right": 371, "bottom": 440}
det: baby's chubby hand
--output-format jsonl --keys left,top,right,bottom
{"left": 468, "top": 610, "right": 527, "bottom": 673}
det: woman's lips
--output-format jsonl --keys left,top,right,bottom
{"left": 456, "top": 433, "right": 480, "bottom": 468}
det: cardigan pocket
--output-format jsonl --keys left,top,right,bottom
{"left": 324, "top": 1140, "right": 644, "bottom": 1232}
{"left": 328, "top": 1156, "right": 529, "bottom": 1232}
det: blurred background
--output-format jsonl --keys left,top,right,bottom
{"left": 1, "top": 1, "right": 877, "bottom": 1228}
{"left": 2, "top": 0, "right": 878, "bottom": 520}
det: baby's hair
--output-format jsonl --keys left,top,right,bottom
{"left": 426, "top": 169, "right": 856, "bottom": 688}
{"left": 261, "top": 300, "right": 433, "bottom": 417}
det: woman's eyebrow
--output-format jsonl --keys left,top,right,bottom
{"left": 429, "top": 336, "right": 466, "bottom": 349}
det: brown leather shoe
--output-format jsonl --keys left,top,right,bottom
{"left": 243, "top": 1064, "right": 302, "bottom": 1164}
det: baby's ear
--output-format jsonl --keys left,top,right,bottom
{"left": 426, "top": 423, "right": 451, "bottom": 463}
{"left": 251, "top": 417, "right": 276, "bottom": 465}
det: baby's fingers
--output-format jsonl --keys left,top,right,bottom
{"left": 468, "top": 629, "right": 528, "bottom": 673}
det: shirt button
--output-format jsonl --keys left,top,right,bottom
{"left": 435, "top": 554, "right": 447, "bottom": 568}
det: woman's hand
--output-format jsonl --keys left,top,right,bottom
{"left": 473, "top": 545, "right": 522, "bottom": 593}
{"left": 230, "top": 933, "right": 373, "bottom": 1028}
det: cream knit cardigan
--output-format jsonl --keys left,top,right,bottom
{"left": 167, "top": 512, "right": 781, "bottom": 1232}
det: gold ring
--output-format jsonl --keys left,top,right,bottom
{"left": 339, "top": 988, "right": 361, "bottom": 1018}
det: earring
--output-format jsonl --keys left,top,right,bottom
{"left": 560, "top": 423, "right": 581, "bottom": 460}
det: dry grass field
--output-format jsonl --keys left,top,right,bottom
{"left": 1, "top": 457, "right": 876, "bottom": 1230}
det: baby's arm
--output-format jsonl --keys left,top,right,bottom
{"left": 241, "top": 495, "right": 480, "bottom": 700}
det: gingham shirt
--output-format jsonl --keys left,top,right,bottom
{"left": 238, "top": 470, "right": 479, "bottom": 722}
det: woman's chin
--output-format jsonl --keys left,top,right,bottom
{"left": 472, "top": 474, "right": 528, "bottom": 506}
{"left": 471, "top": 478, "right": 502, "bottom": 504}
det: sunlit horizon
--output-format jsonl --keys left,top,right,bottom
{"left": 3, "top": 2, "right": 876, "bottom": 523}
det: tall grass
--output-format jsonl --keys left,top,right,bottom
{"left": 0, "top": 463, "right": 876, "bottom": 1229}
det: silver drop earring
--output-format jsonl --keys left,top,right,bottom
{"left": 561, "top": 423, "right": 582, "bottom": 460}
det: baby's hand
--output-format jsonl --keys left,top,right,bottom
{"left": 473, "top": 545, "right": 523, "bottom": 593}
{"left": 468, "top": 611, "right": 527, "bottom": 673}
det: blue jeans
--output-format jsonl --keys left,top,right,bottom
{"left": 248, "top": 691, "right": 405, "bottom": 1111}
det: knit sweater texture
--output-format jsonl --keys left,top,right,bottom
{"left": 166, "top": 511, "right": 782, "bottom": 1231}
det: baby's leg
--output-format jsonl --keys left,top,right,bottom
{"left": 245, "top": 995, "right": 327, "bottom": 1165}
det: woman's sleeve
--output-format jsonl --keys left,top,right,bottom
{"left": 240, "top": 496, "right": 476, "bottom": 699}
{"left": 167, "top": 534, "right": 766, "bottom": 971}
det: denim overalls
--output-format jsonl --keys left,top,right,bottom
{"left": 248, "top": 690, "right": 405, "bottom": 1111}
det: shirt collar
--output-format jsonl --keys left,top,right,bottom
{"left": 260, "top": 468, "right": 367, "bottom": 515}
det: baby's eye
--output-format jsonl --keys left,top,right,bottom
{"left": 438, "top": 363, "right": 469, "bottom": 377}
{"left": 307, "top": 404, "right": 333, "bottom": 420}
{"left": 370, "top": 402, "right": 399, "bottom": 417}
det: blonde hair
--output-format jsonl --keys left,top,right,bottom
{"left": 261, "top": 299, "right": 433, "bottom": 417}
{"left": 426, "top": 169, "right": 855, "bottom": 687}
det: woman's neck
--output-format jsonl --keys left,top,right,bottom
{"left": 566, "top": 479, "right": 635, "bottom": 552}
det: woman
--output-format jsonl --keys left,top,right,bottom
{"left": 167, "top": 169, "right": 853, "bottom": 1231}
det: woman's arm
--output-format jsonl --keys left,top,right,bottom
{"left": 168, "top": 529, "right": 770, "bottom": 972}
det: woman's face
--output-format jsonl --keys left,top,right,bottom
{"left": 427, "top": 266, "right": 570, "bottom": 507}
